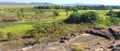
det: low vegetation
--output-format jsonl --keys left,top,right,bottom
{"left": 72, "top": 43, "right": 86, "bottom": 51}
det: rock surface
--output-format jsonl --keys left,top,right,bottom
{"left": 18, "top": 26, "right": 120, "bottom": 51}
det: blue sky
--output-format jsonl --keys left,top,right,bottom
{"left": 0, "top": 0, "right": 120, "bottom": 5}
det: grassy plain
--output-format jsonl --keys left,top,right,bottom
{"left": 0, "top": 9, "right": 114, "bottom": 34}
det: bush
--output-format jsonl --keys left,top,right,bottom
{"left": 64, "top": 11, "right": 99, "bottom": 23}
{"left": 66, "top": 12, "right": 80, "bottom": 23}
{"left": 7, "top": 32, "right": 14, "bottom": 40}
{"left": 109, "top": 17, "right": 120, "bottom": 25}
{"left": 106, "top": 10, "right": 117, "bottom": 17}
{"left": 16, "top": 9, "right": 24, "bottom": 20}
{"left": 96, "top": 18, "right": 112, "bottom": 26}
{"left": 0, "top": 32, "right": 8, "bottom": 40}
{"left": 107, "top": 10, "right": 120, "bottom": 18}
{"left": 53, "top": 10, "right": 59, "bottom": 16}
{"left": 80, "top": 11, "right": 99, "bottom": 23}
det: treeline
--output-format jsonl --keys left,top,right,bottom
{"left": 34, "top": 5, "right": 120, "bottom": 10}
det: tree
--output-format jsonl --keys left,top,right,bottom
{"left": 17, "top": 9, "right": 24, "bottom": 20}
{"left": 32, "top": 22, "right": 46, "bottom": 43}
{"left": 53, "top": 10, "right": 59, "bottom": 16}
{"left": 65, "top": 9, "right": 69, "bottom": 15}
{"left": 72, "top": 7, "right": 78, "bottom": 12}
{"left": 53, "top": 10, "right": 59, "bottom": 22}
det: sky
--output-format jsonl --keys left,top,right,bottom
{"left": 0, "top": 0, "right": 120, "bottom": 5}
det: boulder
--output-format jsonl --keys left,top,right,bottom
{"left": 109, "top": 27, "right": 120, "bottom": 40}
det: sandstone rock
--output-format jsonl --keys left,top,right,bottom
{"left": 109, "top": 27, "right": 120, "bottom": 40}
{"left": 85, "top": 29, "right": 114, "bottom": 40}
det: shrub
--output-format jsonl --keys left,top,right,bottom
{"left": 53, "top": 10, "right": 59, "bottom": 16}
{"left": 109, "top": 17, "right": 120, "bottom": 25}
{"left": 107, "top": 10, "right": 120, "bottom": 18}
{"left": 96, "top": 18, "right": 112, "bottom": 26}
{"left": 65, "top": 12, "right": 80, "bottom": 23}
{"left": 7, "top": 32, "right": 14, "bottom": 40}
{"left": 16, "top": 9, "right": 24, "bottom": 20}
{"left": 64, "top": 11, "right": 99, "bottom": 23}
{"left": 106, "top": 10, "right": 117, "bottom": 17}
{"left": 72, "top": 7, "right": 78, "bottom": 12}
{"left": 80, "top": 11, "right": 99, "bottom": 23}
{"left": 0, "top": 32, "right": 8, "bottom": 40}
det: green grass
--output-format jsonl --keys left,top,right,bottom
{"left": 0, "top": 24, "right": 33, "bottom": 34}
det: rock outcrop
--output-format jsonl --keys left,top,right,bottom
{"left": 85, "top": 26, "right": 120, "bottom": 40}
{"left": 85, "top": 29, "right": 114, "bottom": 40}
{"left": 60, "top": 26, "right": 120, "bottom": 43}
{"left": 109, "top": 26, "right": 120, "bottom": 40}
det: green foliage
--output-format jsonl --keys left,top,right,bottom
{"left": 0, "top": 9, "right": 1, "bottom": 11}
{"left": 7, "top": 32, "right": 13, "bottom": 40}
{"left": 31, "top": 22, "right": 64, "bottom": 34}
{"left": 64, "top": 11, "right": 99, "bottom": 23}
{"left": 94, "top": 17, "right": 120, "bottom": 29}
{"left": 106, "top": 10, "right": 117, "bottom": 17}
{"left": 72, "top": 7, "right": 78, "bottom": 12}
{"left": 96, "top": 18, "right": 111, "bottom": 26}
{"left": 31, "top": 22, "right": 54, "bottom": 43}
{"left": 53, "top": 10, "right": 59, "bottom": 16}
{"left": 109, "top": 17, "right": 120, "bottom": 25}
{"left": 107, "top": 10, "right": 120, "bottom": 18}
{"left": 0, "top": 32, "right": 7, "bottom": 40}
{"left": 65, "top": 9, "right": 69, "bottom": 15}
{"left": 34, "top": 5, "right": 120, "bottom": 10}
{"left": 0, "top": 24, "right": 33, "bottom": 41}
{"left": 80, "top": 11, "right": 99, "bottom": 23}
{"left": 68, "top": 12, "right": 80, "bottom": 23}
{"left": 30, "top": 21, "right": 65, "bottom": 36}
{"left": 16, "top": 9, "right": 24, "bottom": 20}
{"left": 33, "top": 22, "right": 48, "bottom": 34}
